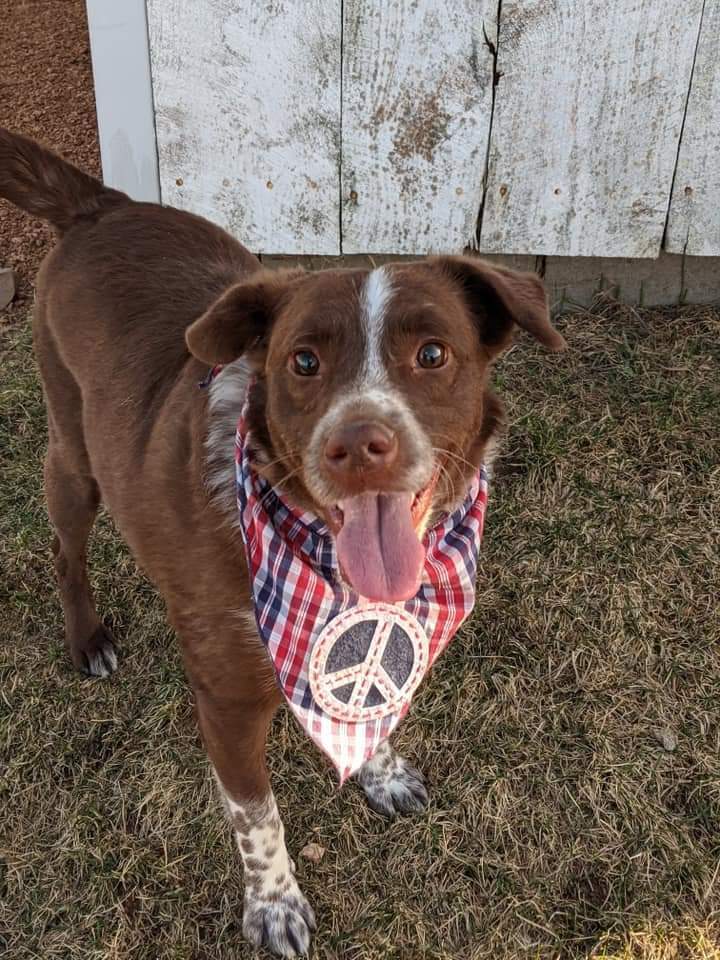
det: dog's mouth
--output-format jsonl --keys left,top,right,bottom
{"left": 327, "top": 474, "right": 438, "bottom": 603}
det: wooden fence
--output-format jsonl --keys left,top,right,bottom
{"left": 86, "top": 0, "right": 719, "bottom": 305}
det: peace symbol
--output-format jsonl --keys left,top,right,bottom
{"left": 308, "top": 604, "right": 429, "bottom": 722}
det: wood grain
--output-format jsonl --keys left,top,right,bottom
{"left": 341, "top": 0, "right": 496, "bottom": 254}
{"left": 666, "top": 2, "right": 720, "bottom": 256}
{"left": 479, "top": 0, "right": 705, "bottom": 258}
{"left": 146, "top": 0, "right": 341, "bottom": 254}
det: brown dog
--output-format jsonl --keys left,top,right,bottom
{"left": 0, "top": 129, "right": 565, "bottom": 957}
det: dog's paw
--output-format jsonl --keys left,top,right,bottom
{"left": 357, "top": 752, "right": 429, "bottom": 818}
{"left": 243, "top": 884, "right": 316, "bottom": 958}
{"left": 73, "top": 624, "right": 118, "bottom": 679}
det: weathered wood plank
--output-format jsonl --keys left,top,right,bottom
{"left": 86, "top": 0, "right": 160, "bottom": 201}
{"left": 479, "top": 0, "right": 705, "bottom": 258}
{"left": 341, "top": 0, "right": 496, "bottom": 254}
{"left": 666, "top": 2, "right": 720, "bottom": 256}
{"left": 146, "top": 0, "right": 341, "bottom": 254}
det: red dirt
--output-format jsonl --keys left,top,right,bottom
{"left": 0, "top": 0, "right": 99, "bottom": 317}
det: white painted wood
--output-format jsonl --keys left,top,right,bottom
{"left": 479, "top": 0, "right": 705, "bottom": 258}
{"left": 341, "top": 0, "right": 496, "bottom": 254}
{"left": 85, "top": 0, "right": 160, "bottom": 202}
{"left": 145, "top": 0, "right": 341, "bottom": 255}
{"left": 666, "top": 2, "right": 720, "bottom": 256}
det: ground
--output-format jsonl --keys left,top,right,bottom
{"left": 3, "top": 300, "right": 719, "bottom": 960}
{"left": 0, "top": 0, "right": 100, "bottom": 312}
{"left": 1, "top": 4, "right": 720, "bottom": 960}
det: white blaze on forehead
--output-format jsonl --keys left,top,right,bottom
{"left": 360, "top": 266, "right": 393, "bottom": 385}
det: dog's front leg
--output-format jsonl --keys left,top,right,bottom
{"left": 194, "top": 687, "right": 316, "bottom": 957}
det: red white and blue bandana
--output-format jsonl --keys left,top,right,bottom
{"left": 234, "top": 411, "right": 488, "bottom": 782}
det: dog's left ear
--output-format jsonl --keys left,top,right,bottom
{"left": 432, "top": 255, "right": 566, "bottom": 355}
{"left": 186, "top": 268, "right": 306, "bottom": 365}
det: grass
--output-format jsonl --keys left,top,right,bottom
{"left": 1, "top": 299, "right": 719, "bottom": 959}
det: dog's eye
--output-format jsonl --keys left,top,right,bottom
{"left": 292, "top": 350, "right": 320, "bottom": 376}
{"left": 416, "top": 342, "right": 447, "bottom": 369}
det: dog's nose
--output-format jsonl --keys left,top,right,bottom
{"left": 324, "top": 420, "right": 398, "bottom": 474}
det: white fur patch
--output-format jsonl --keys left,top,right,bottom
{"left": 360, "top": 267, "right": 393, "bottom": 386}
{"left": 225, "top": 792, "right": 293, "bottom": 895}
{"left": 204, "top": 359, "right": 250, "bottom": 525}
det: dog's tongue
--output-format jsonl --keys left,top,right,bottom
{"left": 336, "top": 493, "right": 426, "bottom": 602}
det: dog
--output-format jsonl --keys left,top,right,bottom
{"left": 0, "top": 128, "right": 565, "bottom": 957}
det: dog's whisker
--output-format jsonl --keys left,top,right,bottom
{"left": 432, "top": 447, "right": 474, "bottom": 495}
{"left": 432, "top": 438, "right": 478, "bottom": 473}
{"left": 433, "top": 461, "right": 453, "bottom": 501}
{"left": 257, "top": 465, "right": 303, "bottom": 505}
{"left": 256, "top": 450, "right": 301, "bottom": 472}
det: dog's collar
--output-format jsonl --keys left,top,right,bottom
{"left": 198, "top": 364, "right": 225, "bottom": 389}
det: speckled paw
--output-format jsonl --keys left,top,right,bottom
{"left": 358, "top": 755, "right": 429, "bottom": 817}
{"left": 243, "top": 886, "right": 316, "bottom": 957}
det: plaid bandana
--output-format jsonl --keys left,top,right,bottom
{"left": 234, "top": 407, "right": 488, "bottom": 782}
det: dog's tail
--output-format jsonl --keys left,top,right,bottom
{"left": 0, "top": 127, "right": 131, "bottom": 234}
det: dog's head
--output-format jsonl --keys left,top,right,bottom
{"left": 187, "top": 257, "right": 565, "bottom": 602}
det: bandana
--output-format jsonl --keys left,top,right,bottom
{"left": 233, "top": 402, "right": 488, "bottom": 782}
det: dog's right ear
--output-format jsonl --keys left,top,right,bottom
{"left": 185, "top": 268, "right": 306, "bottom": 365}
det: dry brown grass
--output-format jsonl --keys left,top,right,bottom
{"left": 1, "top": 300, "right": 719, "bottom": 959}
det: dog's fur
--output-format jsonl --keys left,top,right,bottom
{"left": 0, "top": 128, "right": 565, "bottom": 957}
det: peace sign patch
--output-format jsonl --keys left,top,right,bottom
{"left": 308, "top": 604, "right": 430, "bottom": 722}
